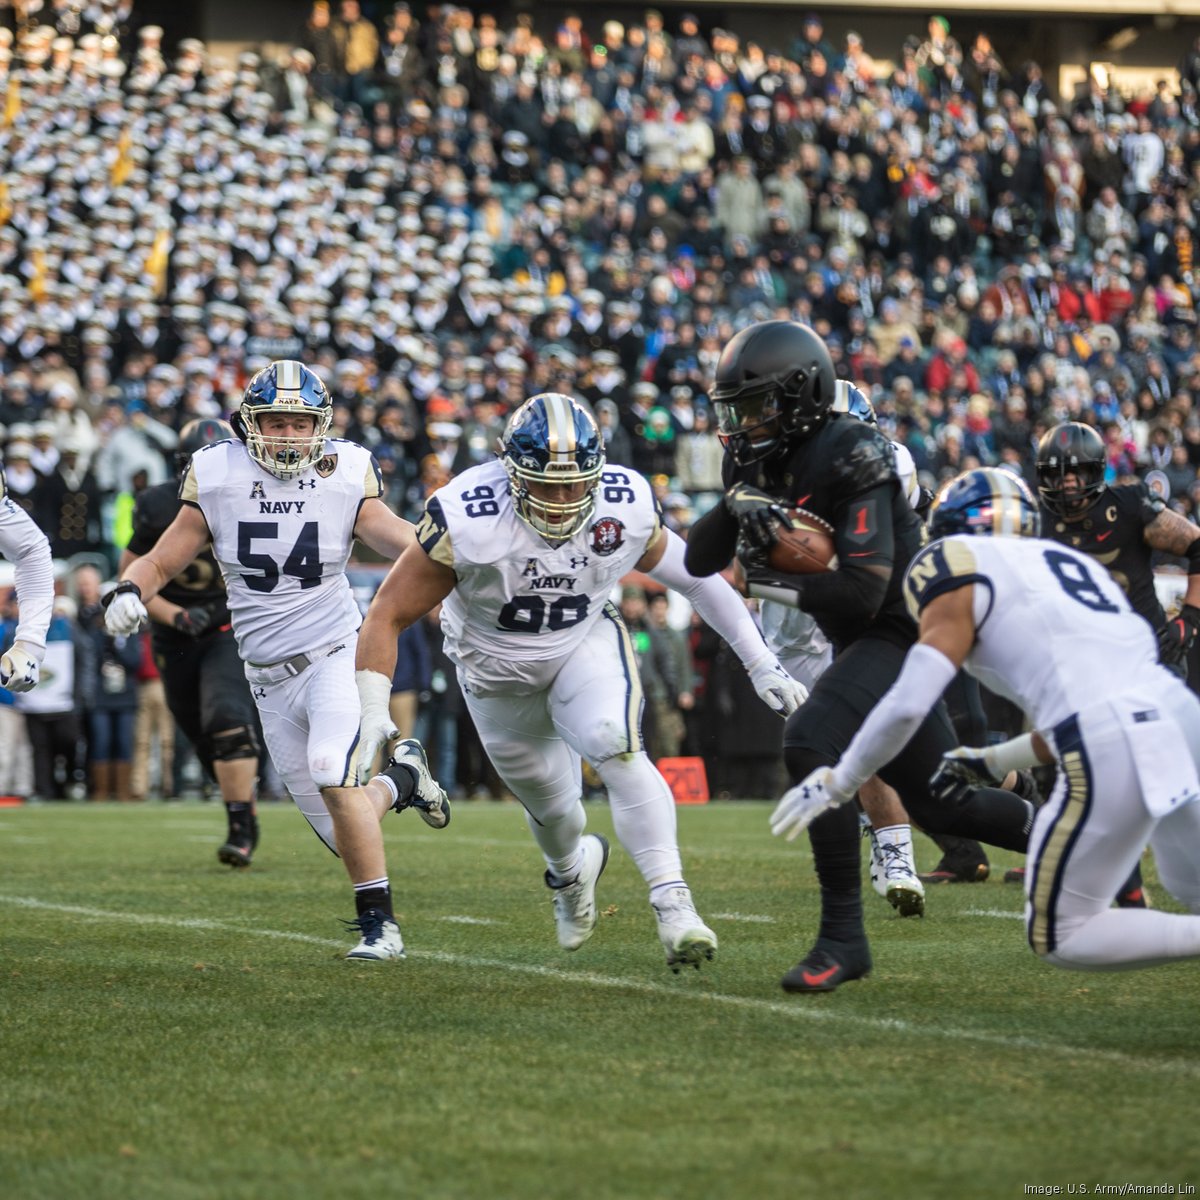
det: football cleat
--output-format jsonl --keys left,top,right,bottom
{"left": 781, "top": 939, "right": 872, "bottom": 995}
{"left": 377, "top": 738, "right": 450, "bottom": 829}
{"left": 866, "top": 827, "right": 925, "bottom": 917}
{"left": 1116, "top": 885, "right": 1151, "bottom": 909}
{"left": 217, "top": 814, "right": 259, "bottom": 868}
{"left": 344, "top": 908, "right": 406, "bottom": 960}
{"left": 1003, "top": 866, "right": 1027, "bottom": 884}
{"left": 651, "top": 886, "right": 718, "bottom": 972}
{"left": 545, "top": 834, "right": 609, "bottom": 950}
{"left": 919, "top": 835, "right": 990, "bottom": 884}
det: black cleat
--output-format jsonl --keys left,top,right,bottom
{"left": 218, "top": 813, "right": 258, "bottom": 868}
{"left": 919, "top": 857, "right": 990, "bottom": 884}
{"left": 781, "top": 939, "right": 872, "bottom": 994}
{"left": 1116, "top": 884, "right": 1150, "bottom": 909}
{"left": 1003, "top": 866, "right": 1026, "bottom": 884}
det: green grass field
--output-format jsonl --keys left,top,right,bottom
{"left": 1, "top": 798, "right": 1197, "bottom": 1200}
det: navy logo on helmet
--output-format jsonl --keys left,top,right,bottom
{"left": 590, "top": 517, "right": 625, "bottom": 556}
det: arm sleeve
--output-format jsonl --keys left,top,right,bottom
{"left": 0, "top": 499, "right": 55, "bottom": 656}
{"left": 647, "top": 528, "right": 770, "bottom": 667}
{"left": 830, "top": 642, "right": 959, "bottom": 795}
{"left": 681, "top": 497, "right": 739, "bottom": 577}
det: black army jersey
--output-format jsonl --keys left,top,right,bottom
{"left": 693, "top": 414, "right": 925, "bottom": 649}
{"left": 128, "top": 478, "right": 231, "bottom": 641}
{"left": 1041, "top": 482, "right": 1166, "bottom": 630}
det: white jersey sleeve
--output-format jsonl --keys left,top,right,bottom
{"left": 415, "top": 458, "right": 660, "bottom": 696}
{"left": 182, "top": 438, "right": 380, "bottom": 664}
{"left": 891, "top": 441, "right": 920, "bottom": 509}
{"left": 0, "top": 465, "right": 54, "bottom": 656}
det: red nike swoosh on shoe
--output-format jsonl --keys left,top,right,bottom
{"left": 794, "top": 494, "right": 811, "bottom": 507}
{"left": 1096, "top": 531, "right": 1113, "bottom": 542}
{"left": 801, "top": 963, "right": 840, "bottom": 986}
{"left": 847, "top": 551, "right": 876, "bottom": 558}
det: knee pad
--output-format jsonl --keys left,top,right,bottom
{"left": 575, "top": 714, "right": 639, "bottom": 766}
{"left": 206, "top": 725, "right": 260, "bottom": 763}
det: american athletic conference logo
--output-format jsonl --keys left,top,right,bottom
{"left": 589, "top": 516, "right": 625, "bottom": 556}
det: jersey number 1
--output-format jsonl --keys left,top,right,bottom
{"left": 237, "top": 521, "right": 322, "bottom": 592}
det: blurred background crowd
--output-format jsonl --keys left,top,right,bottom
{"left": 0, "top": 0, "right": 1198, "bottom": 802}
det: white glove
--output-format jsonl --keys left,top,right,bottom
{"left": 769, "top": 767, "right": 853, "bottom": 841}
{"left": 355, "top": 668, "right": 399, "bottom": 785}
{"left": 747, "top": 653, "right": 808, "bottom": 717}
{"left": 0, "top": 642, "right": 40, "bottom": 693}
{"left": 105, "top": 591, "right": 148, "bottom": 635}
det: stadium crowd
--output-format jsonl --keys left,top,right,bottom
{"left": 1, "top": 0, "right": 1199, "bottom": 801}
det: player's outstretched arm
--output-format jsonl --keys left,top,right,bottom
{"left": 354, "top": 540, "right": 457, "bottom": 777}
{"left": 353, "top": 497, "right": 416, "bottom": 560}
{"left": 640, "top": 526, "right": 807, "bottom": 716}
{"left": 0, "top": 493, "right": 54, "bottom": 689}
{"left": 106, "top": 505, "right": 212, "bottom": 635}
{"left": 1144, "top": 508, "right": 1200, "bottom": 663}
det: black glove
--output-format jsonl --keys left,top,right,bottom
{"left": 1156, "top": 604, "right": 1200, "bottom": 667}
{"left": 722, "top": 483, "right": 781, "bottom": 521}
{"left": 173, "top": 606, "right": 214, "bottom": 638}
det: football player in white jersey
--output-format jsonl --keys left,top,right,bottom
{"left": 749, "top": 382, "right": 927, "bottom": 917}
{"left": 105, "top": 361, "right": 449, "bottom": 961}
{"left": 353, "top": 392, "right": 807, "bottom": 971}
{"left": 0, "top": 462, "right": 54, "bottom": 694}
{"left": 772, "top": 467, "right": 1200, "bottom": 972}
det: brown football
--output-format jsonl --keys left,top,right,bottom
{"left": 767, "top": 507, "right": 837, "bottom": 575}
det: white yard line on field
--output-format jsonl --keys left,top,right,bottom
{"left": 709, "top": 912, "right": 777, "bottom": 923}
{"left": 965, "top": 909, "right": 1025, "bottom": 920}
{"left": 0, "top": 893, "right": 1194, "bottom": 1078}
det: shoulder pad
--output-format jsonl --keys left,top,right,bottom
{"left": 415, "top": 496, "right": 454, "bottom": 569}
{"left": 826, "top": 421, "right": 896, "bottom": 494}
{"left": 902, "top": 537, "right": 985, "bottom": 622}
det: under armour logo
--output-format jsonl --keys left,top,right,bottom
{"left": 253, "top": 686, "right": 266, "bottom": 699}
{"left": 569, "top": 555, "right": 589, "bottom": 569}
{"left": 298, "top": 479, "right": 317, "bottom": 490}
{"left": 250, "top": 481, "right": 265, "bottom": 499}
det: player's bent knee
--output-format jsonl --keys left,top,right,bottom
{"left": 577, "top": 718, "right": 635, "bottom": 765}
{"left": 784, "top": 744, "right": 830, "bottom": 783}
{"left": 206, "top": 724, "right": 260, "bottom": 762}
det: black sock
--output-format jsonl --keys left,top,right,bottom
{"left": 807, "top": 802, "right": 864, "bottom": 944}
{"left": 383, "top": 762, "right": 415, "bottom": 804}
{"left": 354, "top": 879, "right": 392, "bottom": 918}
{"left": 225, "top": 800, "right": 253, "bottom": 834}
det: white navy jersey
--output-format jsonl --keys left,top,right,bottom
{"left": 181, "top": 437, "right": 382, "bottom": 664}
{"left": 903, "top": 534, "right": 1161, "bottom": 730}
{"left": 416, "top": 457, "right": 660, "bottom": 695}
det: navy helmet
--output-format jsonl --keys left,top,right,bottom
{"left": 832, "top": 380, "right": 876, "bottom": 424}
{"left": 929, "top": 467, "right": 1042, "bottom": 540}
{"left": 234, "top": 360, "right": 331, "bottom": 479}
{"left": 175, "top": 416, "right": 234, "bottom": 474}
{"left": 500, "top": 392, "right": 605, "bottom": 540}
{"left": 1035, "top": 421, "right": 1106, "bottom": 517}
{"left": 710, "top": 320, "right": 837, "bottom": 465}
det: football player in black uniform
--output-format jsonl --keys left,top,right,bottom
{"left": 1029, "top": 420, "right": 1200, "bottom": 905}
{"left": 122, "top": 419, "right": 264, "bottom": 867}
{"left": 684, "top": 321, "right": 1036, "bottom": 993}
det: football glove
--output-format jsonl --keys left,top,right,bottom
{"left": 736, "top": 505, "right": 791, "bottom": 571}
{"left": 173, "top": 606, "right": 214, "bottom": 638}
{"left": 769, "top": 767, "right": 853, "bottom": 841}
{"left": 722, "top": 483, "right": 781, "bottom": 521}
{"left": 930, "top": 746, "right": 1003, "bottom": 806}
{"left": 0, "top": 642, "right": 40, "bottom": 693}
{"left": 746, "top": 653, "right": 808, "bottom": 717}
{"left": 355, "top": 668, "right": 399, "bottom": 785}
{"left": 103, "top": 582, "right": 148, "bottom": 635}
{"left": 1156, "top": 604, "right": 1200, "bottom": 667}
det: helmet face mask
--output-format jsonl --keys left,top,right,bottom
{"left": 236, "top": 360, "right": 332, "bottom": 479}
{"left": 929, "top": 467, "right": 1042, "bottom": 540}
{"left": 710, "top": 321, "right": 836, "bottom": 466}
{"left": 1036, "top": 422, "right": 1106, "bottom": 518}
{"left": 500, "top": 392, "right": 605, "bottom": 541}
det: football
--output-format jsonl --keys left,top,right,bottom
{"left": 767, "top": 507, "right": 837, "bottom": 575}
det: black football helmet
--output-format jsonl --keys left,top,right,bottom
{"left": 929, "top": 467, "right": 1042, "bottom": 540}
{"left": 1036, "top": 422, "right": 1106, "bottom": 518}
{"left": 710, "top": 321, "right": 837, "bottom": 465}
{"left": 175, "top": 417, "right": 234, "bottom": 474}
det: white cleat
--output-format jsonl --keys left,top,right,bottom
{"left": 378, "top": 737, "right": 450, "bottom": 829}
{"left": 345, "top": 908, "right": 406, "bottom": 960}
{"left": 868, "top": 828, "right": 925, "bottom": 918}
{"left": 652, "top": 886, "right": 718, "bottom": 972}
{"left": 545, "top": 834, "right": 609, "bottom": 950}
